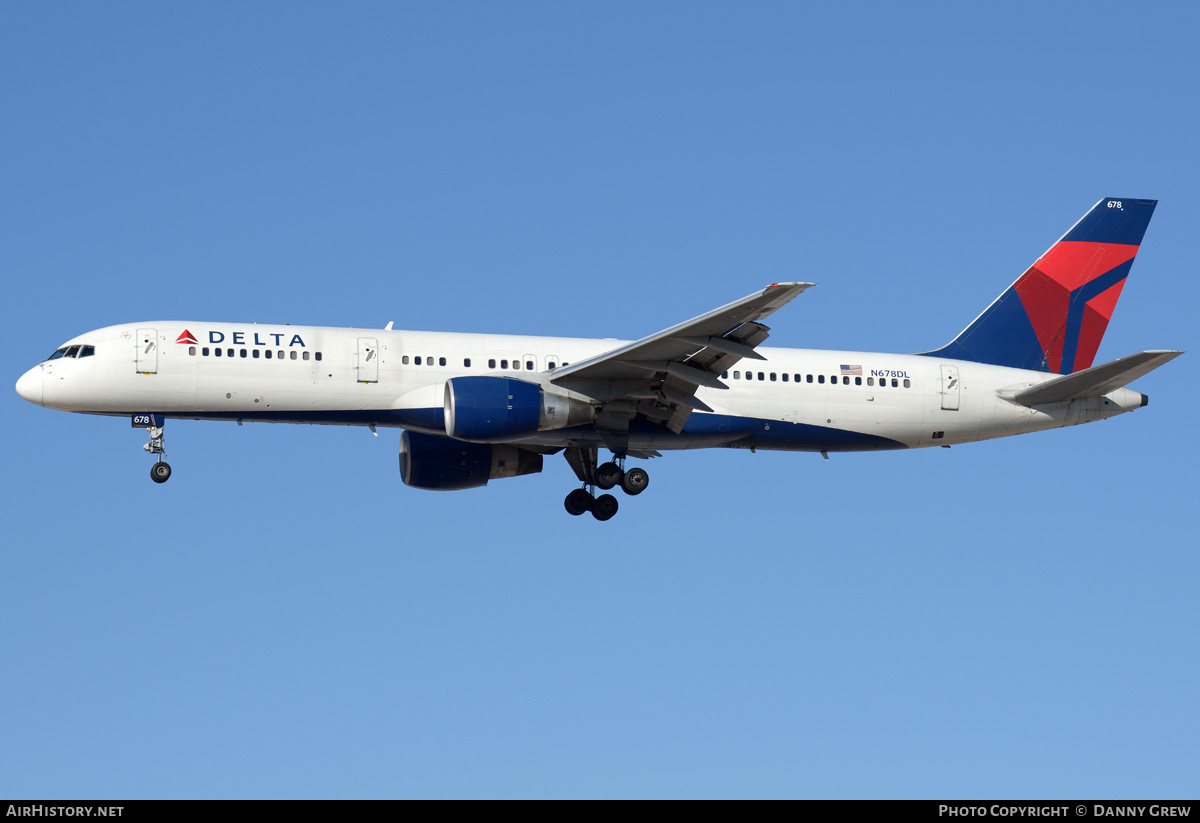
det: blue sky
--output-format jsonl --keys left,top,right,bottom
{"left": 2, "top": 2, "right": 1196, "bottom": 799}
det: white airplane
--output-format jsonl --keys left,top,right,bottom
{"left": 15, "top": 197, "right": 1181, "bottom": 521}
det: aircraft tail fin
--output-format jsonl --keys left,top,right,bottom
{"left": 922, "top": 198, "right": 1157, "bottom": 374}
{"left": 1007, "top": 349, "right": 1182, "bottom": 406}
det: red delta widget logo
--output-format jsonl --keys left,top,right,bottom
{"left": 176, "top": 328, "right": 307, "bottom": 347}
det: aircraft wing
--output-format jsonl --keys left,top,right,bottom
{"left": 551, "top": 282, "right": 813, "bottom": 435}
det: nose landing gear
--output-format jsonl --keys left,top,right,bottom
{"left": 141, "top": 420, "right": 172, "bottom": 483}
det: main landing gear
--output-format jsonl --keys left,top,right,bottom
{"left": 562, "top": 449, "right": 650, "bottom": 521}
{"left": 144, "top": 422, "right": 172, "bottom": 484}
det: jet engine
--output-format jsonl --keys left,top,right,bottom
{"left": 398, "top": 430, "right": 543, "bottom": 490}
{"left": 443, "top": 376, "right": 595, "bottom": 442}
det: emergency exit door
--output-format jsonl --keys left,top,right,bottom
{"left": 357, "top": 337, "right": 379, "bottom": 383}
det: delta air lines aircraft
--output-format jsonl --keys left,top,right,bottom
{"left": 15, "top": 197, "right": 1181, "bottom": 521}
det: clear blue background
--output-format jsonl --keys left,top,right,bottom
{"left": 2, "top": 2, "right": 1195, "bottom": 799}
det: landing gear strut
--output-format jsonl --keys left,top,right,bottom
{"left": 143, "top": 422, "right": 172, "bottom": 483}
{"left": 562, "top": 448, "right": 650, "bottom": 521}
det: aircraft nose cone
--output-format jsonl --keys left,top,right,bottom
{"left": 15, "top": 366, "right": 43, "bottom": 406}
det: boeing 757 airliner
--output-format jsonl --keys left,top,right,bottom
{"left": 15, "top": 197, "right": 1181, "bottom": 520}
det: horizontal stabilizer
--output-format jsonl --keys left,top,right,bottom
{"left": 1010, "top": 350, "right": 1182, "bottom": 406}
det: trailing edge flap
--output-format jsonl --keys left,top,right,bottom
{"left": 550, "top": 282, "right": 814, "bottom": 389}
{"left": 549, "top": 282, "right": 813, "bottom": 430}
{"left": 1008, "top": 350, "right": 1183, "bottom": 406}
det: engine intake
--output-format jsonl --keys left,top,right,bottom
{"left": 444, "top": 376, "right": 594, "bottom": 442}
{"left": 399, "top": 430, "right": 542, "bottom": 490}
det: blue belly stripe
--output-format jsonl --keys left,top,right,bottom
{"left": 163, "top": 407, "right": 906, "bottom": 452}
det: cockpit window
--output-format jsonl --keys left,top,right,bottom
{"left": 65, "top": 345, "right": 81, "bottom": 358}
{"left": 79, "top": 345, "right": 95, "bottom": 357}
{"left": 46, "top": 347, "right": 68, "bottom": 361}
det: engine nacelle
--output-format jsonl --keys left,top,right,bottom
{"left": 398, "top": 430, "right": 543, "bottom": 490}
{"left": 444, "top": 376, "right": 594, "bottom": 442}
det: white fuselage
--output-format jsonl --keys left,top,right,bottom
{"left": 17, "top": 321, "right": 1146, "bottom": 454}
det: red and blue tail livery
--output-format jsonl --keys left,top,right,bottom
{"left": 924, "top": 198, "right": 1157, "bottom": 373}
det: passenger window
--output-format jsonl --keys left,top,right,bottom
{"left": 215, "top": 348, "right": 223, "bottom": 357}
{"left": 843, "top": 376, "right": 849, "bottom": 385}
{"left": 782, "top": 373, "right": 788, "bottom": 382}
{"left": 290, "top": 351, "right": 298, "bottom": 360}
{"left": 734, "top": 371, "right": 741, "bottom": 379}
{"left": 758, "top": 372, "right": 765, "bottom": 381}
{"left": 402, "top": 356, "right": 409, "bottom": 365}
{"left": 830, "top": 375, "right": 837, "bottom": 384}
{"left": 427, "top": 356, "right": 434, "bottom": 366}
{"left": 240, "top": 349, "right": 247, "bottom": 358}
{"left": 489, "top": 359, "right": 496, "bottom": 369}
{"left": 855, "top": 376, "right": 862, "bottom": 385}
{"left": 806, "top": 374, "right": 813, "bottom": 383}
{"left": 315, "top": 352, "right": 322, "bottom": 361}
{"left": 721, "top": 371, "right": 728, "bottom": 379}
{"left": 189, "top": 346, "right": 197, "bottom": 356}
{"left": 440, "top": 357, "right": 447, "bottom": 366}
{"left": 501, "top": 359, "right": 508, "bottom": 369}
{"left": 770, "top": 373, "right": 777, "bottom": 382}
{"left": 818, "top": 375, "right": 825, "bottom": 384}
{"left": 526, "top": 360, "right": 534, "bottom": 371}
{"left": 202, "top": 347, "right": 209, "bottom": 356}
{"left": 562, "top": 362, "right": 569, "bottom": 367}
{"left": 415, "top": 356, "right": 422, "bottom": 365}
{"left": 904, "top": 378, "right": 911, "bottom": 388}
{"left": 252, "top": 349, "right": 260, "bottom": 358}
{"left": 464, "top": 358, "right": 471, "bottom": 367}
{"left": 549, "top": 361, "right": 557, "bottom": 370}
{"left": 278, "top": 350, "right": 284, "bottom": 359}
{"left": 867, "top": 377, "right": 874, "bottom": 386}
{"left": 892, "top": 378, "right": 898, "bottom": 387}
{"left": 746, "top": 372, "right": 753, "bottom": 381}
{"left": 303, "top": 351, "right": 311, "bottom": 361}
{"left": 513, "top": 360, "right": 521, "bottom": 371}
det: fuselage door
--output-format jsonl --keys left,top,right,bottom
{"left": 135, "top": 328, "right": 158, "bottom": 374}
{"left": 358, "top": 337, "right": 379, "bottom": 383}
{"left": 940, "top": 365, "right": 960, "bottom": 410}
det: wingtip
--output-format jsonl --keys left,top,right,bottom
{"left": 767, "top": 281, "right": 816, "bottom": 290}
